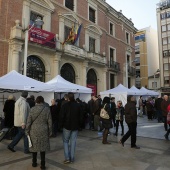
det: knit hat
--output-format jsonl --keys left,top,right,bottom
{"left": 21, "top": 91, "right": 28, "bottom": 98}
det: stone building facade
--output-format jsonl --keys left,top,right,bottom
{"left": 156, "top": 0, "right": 170, "bottom": 94}
{"left": 0, "top": 0, "right": 137, "bottom": 95}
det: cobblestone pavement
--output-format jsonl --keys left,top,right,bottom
{"left": 0, "top": 116, "right": 170, "bottom": 170}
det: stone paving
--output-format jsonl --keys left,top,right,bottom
{"left": 0, "top": 116, "right": 170, "bottom": 170}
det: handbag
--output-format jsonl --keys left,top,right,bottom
{"left": 167, "top": 111, "right": 170, "bottom": 124}
{"left": 27, "top": 106, "right": 45, "bottom": 147}
{"left": 100, "top": 104, "right": 110, "bottom": 119}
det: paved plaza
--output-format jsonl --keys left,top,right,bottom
{"left": 0, "top": 116, "right": 170, "bottom": 170}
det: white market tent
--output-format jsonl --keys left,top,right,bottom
{"left": 0, "top": 70, "right": 54, "bottom": 92}
{"left": 130, "top": 86, "right": 143, "bottom": 95}
{"left": 0, "top": 70, "right": 55, "bottom": 116}
{"left": 139, "top": 87, "right": 159, "bottom": 96}
{"left": 46, "top": 75, "right": 92, "bottom": 102}
{"left": 100, "top": 84, "right": 137, "bottom": 106}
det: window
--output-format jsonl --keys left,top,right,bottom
{"left": 168, "top": 24, "right": 170, "bottom": 30}
{"left": 162, "top": 25, "right": 167, "bottom": 32}
{"left": 110, "top": 73, "right": 115, "bottom": 89}
{"left": 168, "top": 37, "right": 170, "bottom": 44}
{"left": 163, "top": 50, "right": 169, "bottom": 57}
{"left": 152, "top": 82, "right": 157, "bottom": 88}
{"left": 127, "top": 55, "right": 130, "bottom": 64}
{"left": 167, "top": 11, "right": 170, "bottom": 18}
{"left": 136, "top": 70, "right": 140, "bottom": 78}
{"left": 164, "top": 63, "right": 170, "bottom": 70}
{"left": 89, "top": 37, "right": 95, "bottom": 53}
{"left": 126, "top": 32, "right": 130, "bottom": 44}
{"left": 163, "top": 38, "right": 168, "bottom": 45}
{"left": 26, "top": 56, "right": 45, "bottom": 82}
{"left": 89, "top": 7, "right": 95, "bottom": 23}
{"left": 164, "top": 76, "right": 170, "bottom": 84}
{"left": 161, "top": 13, "right": 166, "bottom": 20}
{"left": 60, "top": 63, "right": 75, "bottom": 83}
{"left": 30, "top": 11, "right": 43, "bottom": 29}
{"left": 64, "top": 26, "right": 72, "bottom": 42}
{"left": 65, "top": 0, "right": 74, "bottom": 11}
{"left": 110, "top": 22, "right": 114, "bottom": 36}
{"left": 110, "top": 48, "right": 114, "bottom": 65}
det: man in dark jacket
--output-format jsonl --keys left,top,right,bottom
{"left": 88, "top": 97, "right": 94, "bottom": 130}
{"left": 50, "top": 99, "right": 59, "bottom": 137}
{"left": 155, "top": 96, "right": 163, "bottom": 123}
{"left": 59, "top": 93, "right": 83, "bottom": 164}
{"left": 110, "top": 97, "right": 116, "bottom": 127}
{"left": 120, "top": 95, "right": 140, "bottom": 149}
{"left": 161, "top": 95, "right": 170, "bottom": 131}
{"left": 92, "top": 96, "right": 103, "bottom": 131}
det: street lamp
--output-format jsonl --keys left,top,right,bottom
{"left": 23, "top": 18, "right": 44, "bottom": 76}
{"left": 153, "top": 69, "right": 160, "bottom": 91}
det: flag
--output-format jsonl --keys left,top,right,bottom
{"left": 62, "top": 25, "right": 75, "bottom": 45}
{"left": 62, "top": 23, "right": 82, "bottom": 45}
{"left": 73, "top": 24, "right": 82, "bottom": 45}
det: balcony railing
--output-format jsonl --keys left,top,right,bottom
{"left": 108, "top": 61, "right": 120, "bottom": 72}
{"left": 128, "top": 65, "right": 136, "bottom": 76}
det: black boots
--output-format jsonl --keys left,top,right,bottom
{"left": 40, "top": 152, "right": 46, "bottom": 170}
{"left": 121, "top": 126, "right": 124, "bottom": 136}
{"left": 32, "top": 152, "right": 37, "bottom": 167}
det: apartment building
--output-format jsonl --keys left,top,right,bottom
{"left": 157, "top": 0, "right": 170, "bottom": 94}
{"left": 0, "top": 0, "right": 137, "bottom": 94}
{"left": 135, "top": 27, "right": 159, "bottom": 90}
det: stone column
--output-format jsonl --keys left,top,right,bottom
{"left": 82, "top": 61, "right": 88, "bottom": 86}
{"left": 102, "top": 67, "right": 107, "bottom": 91}
{"left": 9, "top": 41, "right": 23, "bottom": 72}
{"left": 58, "top": 14, "right": 65, "bottom": 42}
{"left": 53, "top": 52, "right": 61, "bottom": 77}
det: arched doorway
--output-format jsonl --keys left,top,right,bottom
{"left": 26, "top": 55, "right": 45, "bottom": 82}
{"left": 60, "top": 63, "right": 75, "bottom": 83}
{"left": 87, "top": 69, "right": 97, "bottom": 95}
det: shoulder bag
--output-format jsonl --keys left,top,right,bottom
{"left": 100, "top": 104, "right": 110, "bottom": 119}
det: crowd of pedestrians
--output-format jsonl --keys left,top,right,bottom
{"left": 2, "top": 92, "right": 170, "bottom": 169}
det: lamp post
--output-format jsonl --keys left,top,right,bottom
{"left": 153, "top": 69, "right": 160, "bottom": 91}
{"left": 23, "top": 18, "right": 44, "bottom": 76}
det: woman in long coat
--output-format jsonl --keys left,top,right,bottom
{"left": 26, "top": 96, "right": 52, "bottom": 170}
{"left": 101, "top": 96, "right": 113, "bottom": 144}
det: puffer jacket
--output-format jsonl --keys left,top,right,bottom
{"left": 124, "top": 101, "right": 137, "bottom": 124}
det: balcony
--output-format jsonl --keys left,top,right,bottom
{"left": 62, "top": 44, "right": 106, "bottom": 65}
{"left": 108, "top": 61, "right": 120, "bottom": 72}
{"left": 128, "top": 65, "right": 136, "bottom": 76}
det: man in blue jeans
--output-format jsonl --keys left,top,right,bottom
{"left": 8, "top": 91, "right": 30, "bottom": 153}
{"left": 59, "top": 92, "right": 83, "bottom": 164}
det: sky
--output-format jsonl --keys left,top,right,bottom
{"left": 106, "top": 0, "right": 159, "bottom": 30}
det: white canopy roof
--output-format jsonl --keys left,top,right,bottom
{"left": 0, "top": 70, "right": 54, "bottom": 92}
{"left": 46, "top": 75, "right": 92, "bottom": 93}
{"left": 139, "top": 87, "right": 159, "bottom": 96}
{"left": 130, "top": 86, "right": 143, "bottom": 95}
{"left": 100, "top": 84, "right": 137, "bottom": 95}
